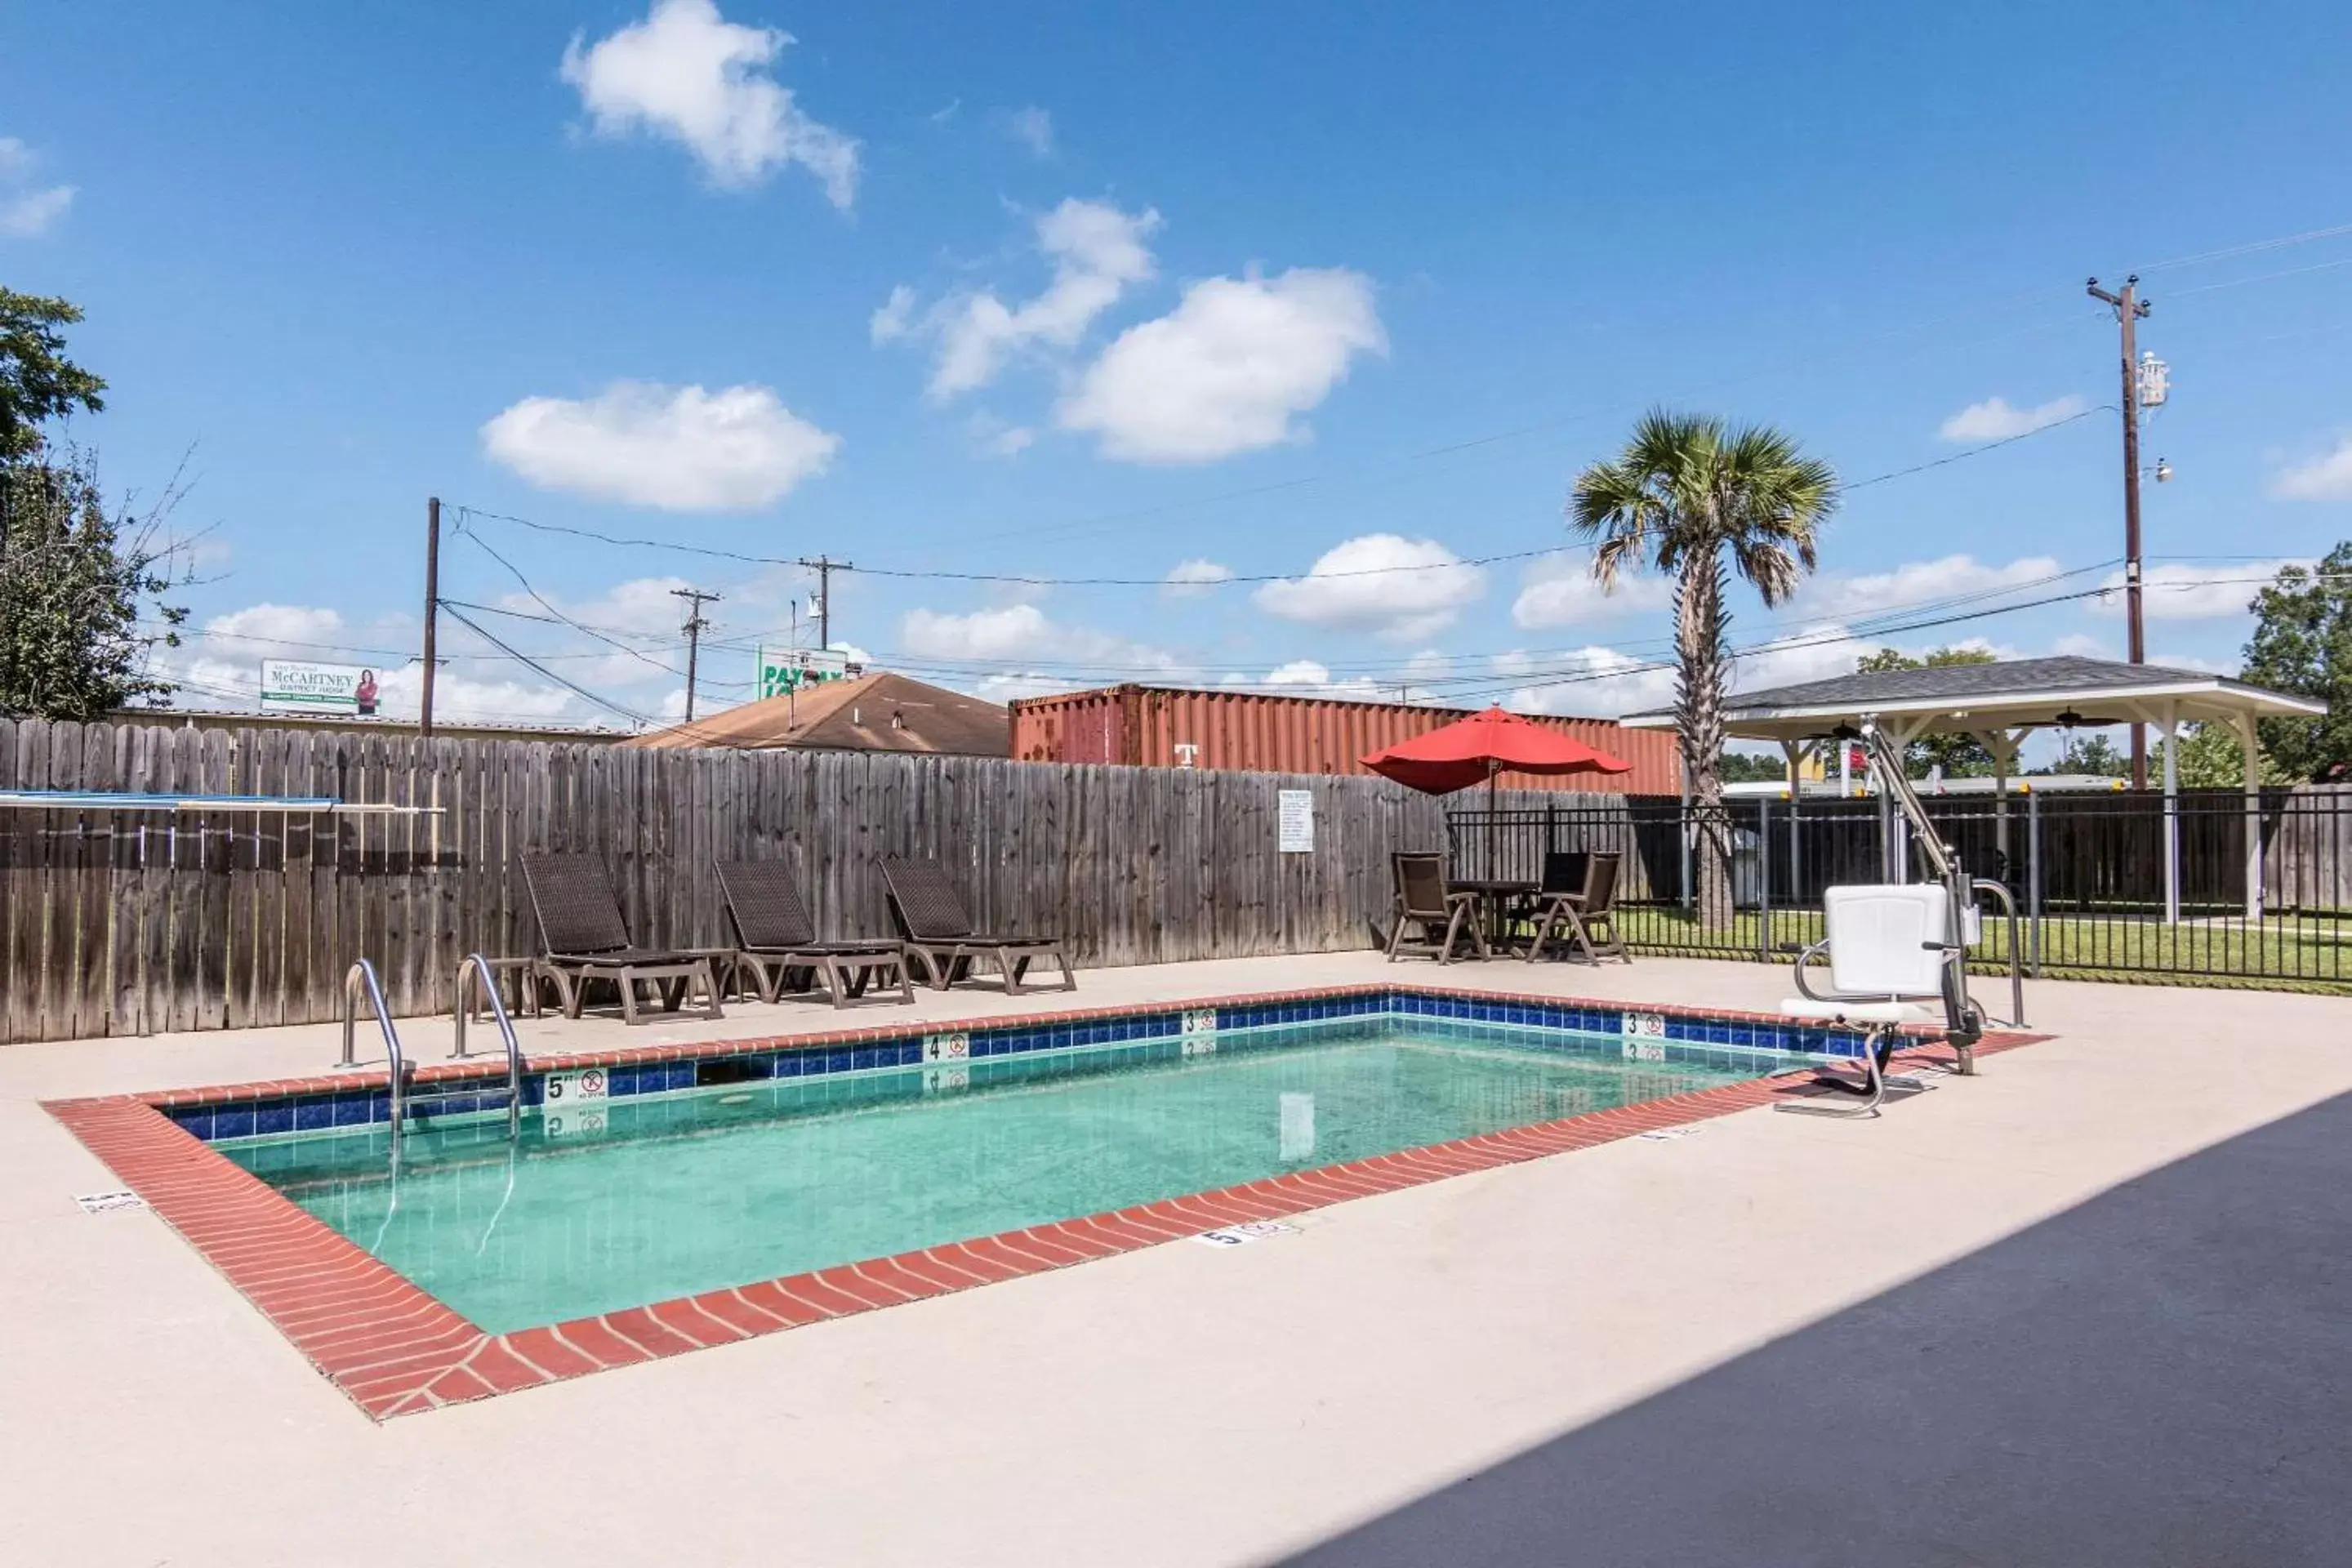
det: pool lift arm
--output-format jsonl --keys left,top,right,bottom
{"left": 1863, "top": 715, "right": 1985, "bottom": 1070}
{"left": 1780, "top": 715, "right": 1990, "bottom": 1116}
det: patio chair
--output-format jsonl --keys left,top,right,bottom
{"left": 1524, "top": 850, "right": 1629, "bottom": 964}
{"left": 1776, "top": 883, "right": 1967, "bottom": 1118}
{"left": 1384, "top": 851, "right": 1489, "bottom": 964}
{"left": 714, "top": 859, "right": 914, "bottom": 1009}
{"left": 877, "top": 857, "right": 1076, "bottom": 996}
{"left": 520, "top": 853, "right": 724, "bottom": 1026}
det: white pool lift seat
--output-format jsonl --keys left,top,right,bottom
{"left": 1779, "top": 884, "right": 1969, "bottom": 1118}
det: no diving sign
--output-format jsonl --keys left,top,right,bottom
{"left": 545, "top": 1067, "right": 609, "bottom": 1105}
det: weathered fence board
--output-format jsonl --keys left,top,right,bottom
{"left": 0, "top": 718, "right": 1566, "bottom": 1045}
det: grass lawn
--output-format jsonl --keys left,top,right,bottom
{"left": 1606, "top": 906, "right": 2352, "bottom": 998}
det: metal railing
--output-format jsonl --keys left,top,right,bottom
{"left": 1446, "top": 782, "right": 2352, "bottom": 990}
{"left": 452, "top": 952, "right": 523, "bottom": 1141}
{"left": 339, "top": 958, "right": 401, "bottom": 1071}
{"left": 340, "top": 958, "right": 411, "bottom": 1167}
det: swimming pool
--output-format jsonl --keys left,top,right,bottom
{"left": 219, "top": 1013, "right": 1800, "bottom": 1333}
{"left": 53, "top": 983, "right": 1898, "bottom": 1416}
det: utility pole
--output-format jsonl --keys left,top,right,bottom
{"left": 671, "top": 586, "right": 721, "bottom": 723}
{"left": 796, "top": 556, "right": 849, "bottom": 651}
{"left": 2087, "top": 274, "right": 2153, "bottom": 790}
{"left": 420, "top": 497, "right": 441, "bottom": 738}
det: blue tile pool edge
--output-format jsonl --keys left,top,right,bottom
{"left": 166, "top": 985, "right": 1876, "bottom": 1146}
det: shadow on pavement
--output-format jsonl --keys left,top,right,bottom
{"left": 1285, "top": 1090, "right": 2352, "bottom": 1568}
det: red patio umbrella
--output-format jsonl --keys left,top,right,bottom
{"left": 1364, "top": 707, "right": 1633, "bottom": 880}
{"left": 1361, "top": 706, "right": 1633, "bottom": 798}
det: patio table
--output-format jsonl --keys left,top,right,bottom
{"left": 1446, "top": 877, "right": 1538, "bottom": 953}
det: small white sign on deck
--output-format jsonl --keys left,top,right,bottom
{"left": 75, "top": 1191, "right": 147, "bottom": 1214}
{"left": 1277, "top": 790, "right": 1315, "bottom": 853}
{"left": 1192, "top": 1219, "right": 1298, "bottom": 1249}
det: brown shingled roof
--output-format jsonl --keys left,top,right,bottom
{"left": 622, "top": 672, "right": 1010, "bottom": 756}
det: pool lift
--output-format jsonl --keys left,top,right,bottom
{"left": 340, "top": 954, "right": 523, "bottom": 1170}
{"left": 1776, "top": 715, "right": 2012, "bottom": 1118}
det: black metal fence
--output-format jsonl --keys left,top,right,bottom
{"left": 1446, "top": 786, "right": 2352, "bottom": 988}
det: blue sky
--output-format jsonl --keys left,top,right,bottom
{"left": 6, "top": 1, "right": 2351, "bottom": 741}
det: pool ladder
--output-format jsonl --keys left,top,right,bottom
{"left": 338, "top": 956, "right": 524, "bottom": 1165}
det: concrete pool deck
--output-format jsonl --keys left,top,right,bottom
{"left": 3, "top": 952, "right": 2347, "bottom": 1565}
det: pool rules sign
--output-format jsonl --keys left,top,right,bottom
{"left": 1277, "top": 790, "right": 1314, "bottom": 853}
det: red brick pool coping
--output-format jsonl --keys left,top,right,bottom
{"left": 44, "top": 983, "right": 2048, "bottom": 1420}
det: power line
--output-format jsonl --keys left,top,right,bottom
{"left": 434, "top": 604, "right": 653, "bottom": 726}
{"left": 1844, "top": 405, "right": 2109, "bottom": 491}
{"left": 444, "top": 400, "right": 2086, "bottom": 595}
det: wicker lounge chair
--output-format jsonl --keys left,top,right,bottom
{"left": 1384, "top": 851, "right": 1489, "bottom": 963}
{"left": 714, "top": 859, "right": 913, "bottom": 1008}
{"left": 1525, "top": 850, "right": 1630, "bottom": 964}
{"left": 520, "top": 853, "right": 725, "bottom": 1025}
{"left": 877, "top": 857, "right": 1076, "bottom": 996}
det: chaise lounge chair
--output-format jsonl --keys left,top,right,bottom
{"left": 714, "top": 859, "right": 914, "bottom": 1009}
{"left": 1384, "top": 852, "right": 1489, "bottom": 963}
{"left": 520, "top": 853, "right": 725, "bottom": 1026}
{"left": 1524, "top": 850, "right": 1630, "bottom": 964}
{"left": 877, "top": 857, "right": 1076, "bottom": 996}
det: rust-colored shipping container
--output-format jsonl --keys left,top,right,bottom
{"left": 1009, "top": 684, "right": 1680, "bottom": 795}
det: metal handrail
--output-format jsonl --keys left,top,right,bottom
{"left": 452, "top": 953, "right": 523, "bottom": 1139}
{"left": 341, "top": 959, "right": 409, "bottom": 1165}
{"left": 1971, "top": 877, "right": 2026, "bottom": 1027}
{"left": 339, "top": 958, "right": 401, "bottom": 1071}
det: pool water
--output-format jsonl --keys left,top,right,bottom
{"left": 222, "top": 1018, "right": 1789, "bottom": 1333}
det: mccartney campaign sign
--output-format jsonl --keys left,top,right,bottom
{"left": 259, "top": 660, "right": 382, "bottom": 716}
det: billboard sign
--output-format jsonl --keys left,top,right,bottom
{"left": 758, "top": 647, "right": 865, "bottom": 699}
{"left": 259, "top": 660, "right": 381, "bottom": 716}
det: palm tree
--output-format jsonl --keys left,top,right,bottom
{"left": 1569, "top": 410, "right": 1838, "bottom": 929}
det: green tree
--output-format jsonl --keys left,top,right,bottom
{"left": 1854, "top": 645, "right": 1999, "bottom": 777}
{"left": 1, "top": 288, "right": 107, "bottom": 460}
{"left": 1717, "top": 749, "right": 1790, "bottom": 784}
{"left": 1570, "top": 410, "right": 1838, "bottom": 928}
{"left": 0, "top": 454, "right": 186, "bottom": 719}
{"left": 2240, "top": 543, "right": 2352, "bottom": 782}
{"left": 2043, "top": 733, "right": 2129, "bottom": 777}
{"left": 2154, "top": 720, "right": 2296, "bottom": 790}
{"left": 1, "top": 294, "right": 184, "bottom": 719}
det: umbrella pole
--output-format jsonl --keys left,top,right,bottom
{"left": 1488, "top": 761, "right": 1500, "bottom": 880}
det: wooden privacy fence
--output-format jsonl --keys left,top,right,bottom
{"left": 0, "top": 719, "right": 1572, "bottom": 1046}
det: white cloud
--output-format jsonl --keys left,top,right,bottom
{"left": 897, "top": 602, "right": 1187, "bottom": 697}
{"left": 2270, "top": 436, "right": 2352, "bottom": 501}
{"left": 560, "top": 0, "right": 858, "bottom": 205}
{"left": 481, "top": 381, "right": 841, "bottom": 510}
{"left": 203, "top": 603, "right": 349, "bottom": 652}
{"left": 870, "top": 284, "right": 917, "bottom": 343}
{"left": 1059, "top": 267, "right": 1384, "bottom": 462}
{"left": 1492, "top": 647, "right": 1677, "bottom": 720}
{"left": 0, "top": 137, "right": 74, "bottom": 238}
{"left": 1216, "top": 660, "right": 1387, "bottom": 701}
{"left": 1937, "top": 394, "right": 2087, "bottom": 443}
{"left": 1006, "top": 106, "right": 1054, "bottom": 158}
{"left": 1793, "top": 554, "right": 2063, "bottom": 619}
{"left": 1733, "top": 627, "right": 1879, "bottom": 692}
{"left": 900, "top": 198, "right": 1161, "bottom": 399}
{"left": 1161, "top": 559, "right": 1235, "bottom": 599}
{"left": 2091, "top": 559, "right": 2307, "bottom": 621}
{"left": 1511, "top": 554, "right": 1674, "bottom": 629}
{"left": 1254, "top": 533, "right": 1483, "bottom": 642}
{"left": 964, "top": 412, "right": 1036, "bottom": 458}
